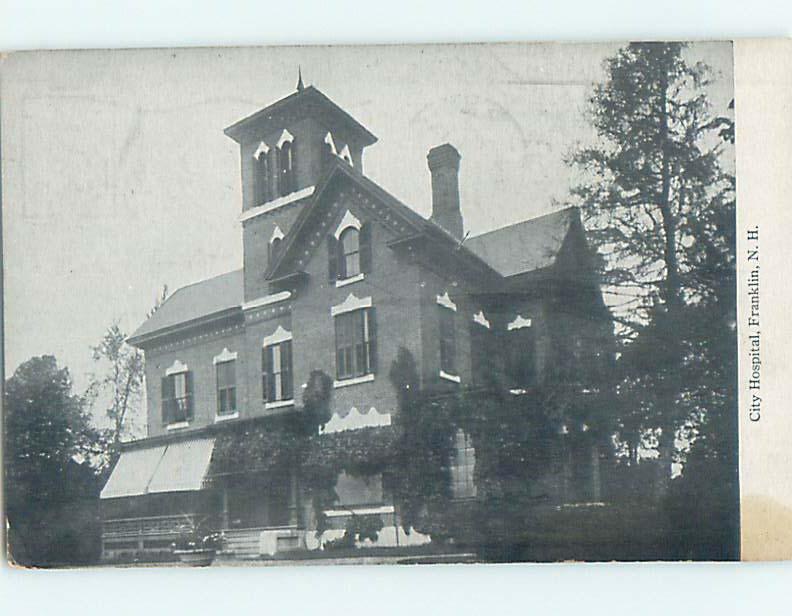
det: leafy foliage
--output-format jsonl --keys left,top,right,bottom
{"left": 4, "top": 356, "right": 103, "bottom": 565}
{"left": 569, "top": 42, "right": 738, "bottom": 557}
{"left": 86, "top": 324, "right": 145, "bottom": 467}
{"left": 302, "top": 369, "right": 334, "bottom": 432}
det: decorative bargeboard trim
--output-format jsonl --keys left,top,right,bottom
{"left": 322, "top": 406, "right": 392, "bottom": 434}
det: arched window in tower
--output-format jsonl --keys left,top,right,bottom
{"left": 322, "top": 132, "right": 338, "bottom": 165}
{"left": 276, "top": 129, "right": 296, "bottom": 196}
{"left": 339, "top": 144, "right": 353, "bottom": 166}
{"left": 339, "top": 227, "right": 360, "bottom": 278}
{"left": 269, "top": 225, "right": 285, "bottom": 264}
{"left": 253, "top": 142, "right": 270, "bottom": 204}
{"left": 269, "top": 237, "right": 282, "bottom": 263}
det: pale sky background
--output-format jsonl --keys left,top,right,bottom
{"left": 2, "top": 42, "right": 733, "bottom": 418}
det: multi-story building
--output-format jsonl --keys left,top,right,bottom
{"left": 99, "top": 79, "right": 612, "bottom": 561}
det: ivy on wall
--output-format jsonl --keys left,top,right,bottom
{"left": 206, "top": 347, "right": 612, "bottom": 546}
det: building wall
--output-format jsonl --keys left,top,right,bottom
{"left": 240, "top": 307, "right": 294, "bottom": 420}
{"left": 143, "top": 326, "right": 245, "bottom": 438}
{"left": 285, "top": 188, "right": 424, "bottom": 423}
{"left": 242, "top": 200, "right": 306, "bottom": 302}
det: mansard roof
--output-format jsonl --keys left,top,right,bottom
{"left": 465, "top": 206, "right": 581, "bottom": 277}
{"left": 128, "top": 269, "right": 243, "bottom": 346}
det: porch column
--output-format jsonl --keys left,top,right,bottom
{"left": 221, "top": 487, "right": 229, "bottom": 530}
{"left": 591, "top": 444, "right": 601, "bottom": 502}
{"left": 288, "top": 468, "right": 299, "bottom": 526}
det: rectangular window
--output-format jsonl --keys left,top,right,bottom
{"left": 438, "top": 306, "right": 457, "bottom": 375}
{"left": 450, "top": 430, "right": 477, "bottom": 499}
{"left": 262, "top": 340, "right": 293, "bottom": 402}
{"left": 507, "top": 327, "right": 537, "bottom": 388}
{"left": 334, "top": 308, "right": 376, "bottom": 380}
{"left": 216, "top": 360, "right": 237, "bottom": 416}
{"left": 161, "top": 371, "right": 192, "bottom": 425}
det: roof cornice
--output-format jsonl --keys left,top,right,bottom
{"left": 223, "top": 86, "right": 377, "bottom": 146}
{"left": 127, "top": 306, "right": 243, "bottom": 349}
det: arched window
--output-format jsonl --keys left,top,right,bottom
{"left": 340, "top": 227, "right": 360, "bottom": 278}
{"left": 278, "top": 140, "right": 295, "bottom": 196}
{"left": 255, "top": 152, "right": 270, "bottom": 204}
{"left": 339, "top": 144, "right": 353, "bottom": 165}
{"left": 269, "top": 237, "right": 282, "bottom": 263}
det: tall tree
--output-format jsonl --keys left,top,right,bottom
{"left": 570, "top": 43, "right": 735, "bottom": 481}
{"left": 87, "top": 324, "right": 144, "bottom": 453}
{"left": 4, "top": 356, "right": 102, "bottom": 565}
{"left": 87, "top": 285, "right": 167, "bottom": 460}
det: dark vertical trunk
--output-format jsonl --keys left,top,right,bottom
{"left": 656, "top": 65, "right": 681, "bottom": 492}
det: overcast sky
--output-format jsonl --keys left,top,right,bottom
{"left": 2, "top": 41, "right": 733, "bottom": 406}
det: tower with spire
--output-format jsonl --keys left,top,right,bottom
{"left": 223, "top": 81, "right": 378, "bottom": 301}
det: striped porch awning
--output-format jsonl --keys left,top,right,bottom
{"left": 100, "top": 438, "right": 215, "bottom": 499}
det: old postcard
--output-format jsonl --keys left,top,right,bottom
{"left": 1, "top": 39, "right": 789, "bottom": 566}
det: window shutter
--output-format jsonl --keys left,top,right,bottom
{"left": 359, "top": 222, "right": 373, "bottom": 273}
{"left": 264, "top": 345, "right": 283, "bottom": 401}
{"left": 289, "top": 139, "right": 296, "bottom": 193}
{"left": 161, "top": 376, "right": 171, "bottom": 424}
{"left": 334, "top": 315, "right": 342, "bottom": 379}
{"left": 262, "top": 346, "right": 271, "bottom": 402}
{"left": 185, "top": 371, "right": 194, "bottom": 420}
{"left": 327, "top": 236, "right": 339, "bottom": 281}
{"left": 281, "top": 340, "right": 293, "bottom": 400}
{"left": 367, "top": 308, "right": 378, "bottom": 374}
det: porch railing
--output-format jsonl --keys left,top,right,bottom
{"left": 103, "top": 513, "right": 202, "bottom": 538}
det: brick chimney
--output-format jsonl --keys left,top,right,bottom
{"left": 427, "top": 144, "right": 463, "bottom": 240}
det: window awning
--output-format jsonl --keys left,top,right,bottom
{"left": 148, "top": 438, "right": 215, "bottom": 494}
{"left": 100, "top": 445, "right": 167, "bottom": 499}
{"left": 100, "top": 438, "right": 215, "bottom": 499}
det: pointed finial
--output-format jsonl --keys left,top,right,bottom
{"left": 297, "top": 67, "right": 304, "bottom": 92}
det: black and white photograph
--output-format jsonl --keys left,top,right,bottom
{"left": 3, "top": 40, "right": 741, "bottom": 568}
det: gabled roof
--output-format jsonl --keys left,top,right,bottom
{"left": 224, "top": 85, "right": 377, "bottom": 146}
{"left": 128, "top": 269, "right": 243, "bottom": 345}
{"left": 465, "top": 207, "right": 579, "bottom": 277}
{"left": 127, "top": 193, "right": 582, "bottom": 346}
{"left": 265, "top": 159, "right": 501, "bottom": 282}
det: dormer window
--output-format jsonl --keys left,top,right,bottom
{"left": 276, "top": 129, "right": 296, "bottom": 196}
